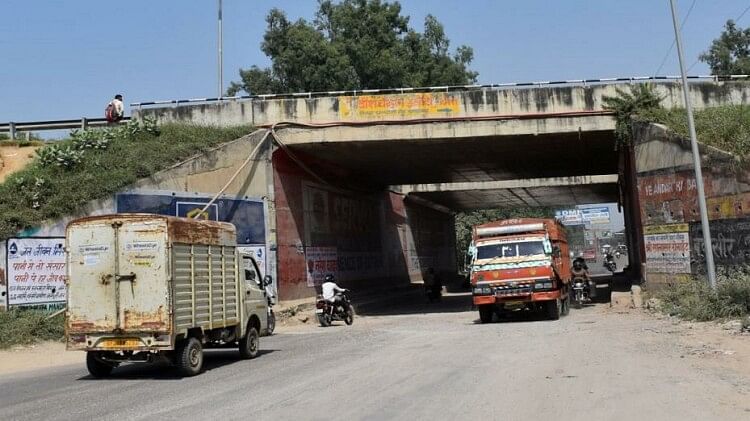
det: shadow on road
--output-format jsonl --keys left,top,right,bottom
{"left": 354, "top": 290, "right": 474, "bottom": 317}
{"left": 77, "top": 349, "right": 277, "bottom": 380}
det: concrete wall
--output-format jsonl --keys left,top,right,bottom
{"left": 272, "top": 149, "right": 455, "bottom": 301}
{"left": 0, "top": 131, "right": 272, "bottom": 310}
{"left": 633, "top": 122, "right": 750, "bottom": 286}
{"left": 133, "top": 81, "right": 750, "bottom": 127}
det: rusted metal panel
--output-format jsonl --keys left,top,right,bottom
{"left": 66, "top": 214, "right": 242, "bottom": 350}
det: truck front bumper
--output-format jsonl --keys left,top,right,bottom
{"left": 473, "top": 290, "right": 562, "bottom": 306}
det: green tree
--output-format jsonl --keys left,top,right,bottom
{"left": 700, "top": 20, "right": 750, "bottom": 75}
{"left": 227, "top": 0, "right": 477, "bottom": 95}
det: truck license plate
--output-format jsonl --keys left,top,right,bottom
{"left": 504, "top": 300, "right": 525, "bottom": 307}
{"left": 99, "top": 338, "right": 140, "bottom": 348}
{"left": 315, "top": 309, "right": 324, "bottom": 314}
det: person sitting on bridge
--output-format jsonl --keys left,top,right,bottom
{"left": 105, "top": 94, "right": 124, "bottom": 123}
{"left": 321, "top": 274, "right": 346, "bottom": 305}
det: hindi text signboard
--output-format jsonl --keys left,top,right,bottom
{"left": 6, "top": 238, "right": 66, "bottom": 307}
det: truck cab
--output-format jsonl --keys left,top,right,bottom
{"left": 468, "top": 218, "right": 570, "bottom": 323}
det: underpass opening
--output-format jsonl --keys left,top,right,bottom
{"left": 270, "top": 117, "right": 645, "bottom": 310}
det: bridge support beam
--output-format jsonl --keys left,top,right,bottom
{"left": 392, "top": 174, "right": 619, "bottom": 195}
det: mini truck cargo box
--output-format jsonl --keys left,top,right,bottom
{"left": 65, "top": 214, "right": 269, "bottom": 377}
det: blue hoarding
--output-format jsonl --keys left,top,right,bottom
{"left": 116, "top": 193, "right": 265, "bottom": 245}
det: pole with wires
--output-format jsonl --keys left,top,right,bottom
{"left": 218, "top": 0, "right": 224, "bottom": 98}
{"left": 669, "top": 0, "right": 717, "bottom": 289}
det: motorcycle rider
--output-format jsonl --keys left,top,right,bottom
{"left": 424, "top": 267, "right": 442, "bottom": 302}
{"left": 321, "top": 274, "right": 346, "bottom": 309}
{"left": 571, "top": 257, "right": 596, "bottom": 299}
{"left": 604, "top": 252, "right": 616, "bottom": 272}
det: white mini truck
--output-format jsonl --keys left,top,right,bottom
{"left": 65, "top": 214, "right": 269, "bottom": 377}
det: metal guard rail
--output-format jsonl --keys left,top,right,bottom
{"left": 130, "top": 74, "right": 750, "bottom": 107}
{"left": 0, "top": 117, "right": 131, "bottom": 139}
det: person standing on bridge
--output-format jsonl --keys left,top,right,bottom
{"left": 105, "top": 94, "right": 124, "bottom": 123}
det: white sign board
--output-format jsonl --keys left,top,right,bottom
{"left": 6, "top": 238, "right": 66, "bottom": 307}
{"left": 555, "top": 209, "right": 583, "bottom": 225}
{"left": 644, "top": 230, "right": 691, "bottom": 274}
{"left": 305, "top": 246, "right": 337, "bottom": 286}
{"left": 581, "top": 207, "right": 610, "bottom": 225}
{"left": 237, "top": 245, "right": 267, "bottom": 278}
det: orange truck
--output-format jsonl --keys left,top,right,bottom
{"left": 469, "top": 218, "right": 571, "bottom": 323}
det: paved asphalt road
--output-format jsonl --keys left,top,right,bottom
{"left": 1, "top": 292, "right": 748, "bottom": 420}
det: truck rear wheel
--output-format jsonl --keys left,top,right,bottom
{"left": 175, "top": 337, "right": 203, "bottom": 376}
{"left": 86, "top": 352, "right": 115, "bottom": 378}
{"left": 239, "top": 327, "right": 260, "bottom": 359}
{"left": 478, "top": 305, "right": 494, "bottom": 324}
{"left": 546, "top": 299, "right": 561, "bottom": 320}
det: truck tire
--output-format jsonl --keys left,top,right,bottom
{"left": 239, "top": 327, "right": 260, "bottom": 359}
{"left": 546, "top": 299, "right": 561, "bottom": 320}
{"left": 478, "top": 305, "right": 494, "bottom": 324}
{"left": 86, "top": 352, "right": 114, "bottom": 378}
{"left": 175, "top": 337, "right": 203, "bottom": 376}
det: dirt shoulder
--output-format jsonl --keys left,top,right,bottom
{"left": 0, "top": 341, "right": 83, "bottom": 376}
{"left": 0, "top": 145, "right": 39, "bottom": 183}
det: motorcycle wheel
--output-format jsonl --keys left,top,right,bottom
{"left": 267, "top": 309, "right": 275, "bottom": 335}
{"left": 318, "top": 313, "right": 332, "bottom": 327}
{"left": 575, "top": 291, "right": 583, "bottom": 309}
{"left": 344, "top": 305, "right": 354, "bottom": 325}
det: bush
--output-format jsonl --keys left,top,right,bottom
{"left": 0, "top": 310, "right": 65, "bottom": 349}
{"left": 0, "top": 121, "right": 252, "bottom": 241}
{"left": 655, "top": 267, "right": 750, "bottom": 321}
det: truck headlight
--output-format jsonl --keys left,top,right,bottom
{"left": 534, "top": 281, "right": 553, "bottom": 290}
{"left": 473, "top": 287, "right": 491, "bottom": 295}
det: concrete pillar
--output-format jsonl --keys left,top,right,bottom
{"left": 81, "top": 117, "right": 89, "bottom": 130}
{"left": 8, "top": 122, "right": 16, "bottom": 140}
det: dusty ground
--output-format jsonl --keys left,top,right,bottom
{"left": 1, "top": 294, "right": 749, "bottom": 420}
{"left": 0, "top": 145, "right": 39, "bottom": 182}
{"left": 0, "top": 341, "right": 83, "bottom": 375}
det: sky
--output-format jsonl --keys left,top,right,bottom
{"left": 2, "top": 0, "right": 750, "bottom": 124}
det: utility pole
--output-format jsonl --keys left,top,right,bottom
{"left": 218, "top": 0, "right": 224, "bottom": 98}
{"left": 669, "top": 0, "right": 717, "bottom": 289}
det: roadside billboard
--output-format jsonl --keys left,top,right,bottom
{"left": 6, "top": 237, "right": 66, "bottom": 308}
{"left": 581, "top": 207, "right": 610, "bottom": 224}
{"left": 555, "top": 209, "right": 584, "bottom": 225}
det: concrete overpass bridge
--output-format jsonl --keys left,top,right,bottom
{"left": 132, "top": 78, "right": 750, "bottom": 300}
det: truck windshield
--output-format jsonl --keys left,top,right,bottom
{"left": 476, "top": 241, "right": 546, "bottom": 260}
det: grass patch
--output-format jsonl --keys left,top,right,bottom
{"left": 0, "top": 122, "right": 252, "bottom": 241}
{"left": 654, "top": 267, "right": 750, "bottom": 321}
{"left": 0, "top": 310, "right": 65, "bottom": 349}
{"left": 640, "top": 105, "right": 750, "bottom": 160}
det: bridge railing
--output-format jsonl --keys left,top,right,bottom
{"left": 129, "top": 74, "right": 750, "bottom": 108}
{"left": 0, "top": 117, "right": 131, "bottom": 140}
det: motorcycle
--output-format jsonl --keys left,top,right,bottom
{"left": 316, "top": 291, "right": 354, "bottom": 327}
{"left": 571, "top": 276, "right": 589, "bottom": 309}
{"left": 604, "top": 255, "right": 617, "bottom": 273}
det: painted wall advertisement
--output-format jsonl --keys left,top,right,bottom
{"left": 305, "top": 247, "right": 337, "bottom": 286}
{"left": 6, "top": 238, "right": 66, "bottom": 307}
{"left": 689, "top": 217, "right": 750, "bottom": 269}
{"left": 643, "top": 224, "right": 691, "bottom": 274}
{"left": 338, "top": 93, "right": 460, "bottom": 119}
